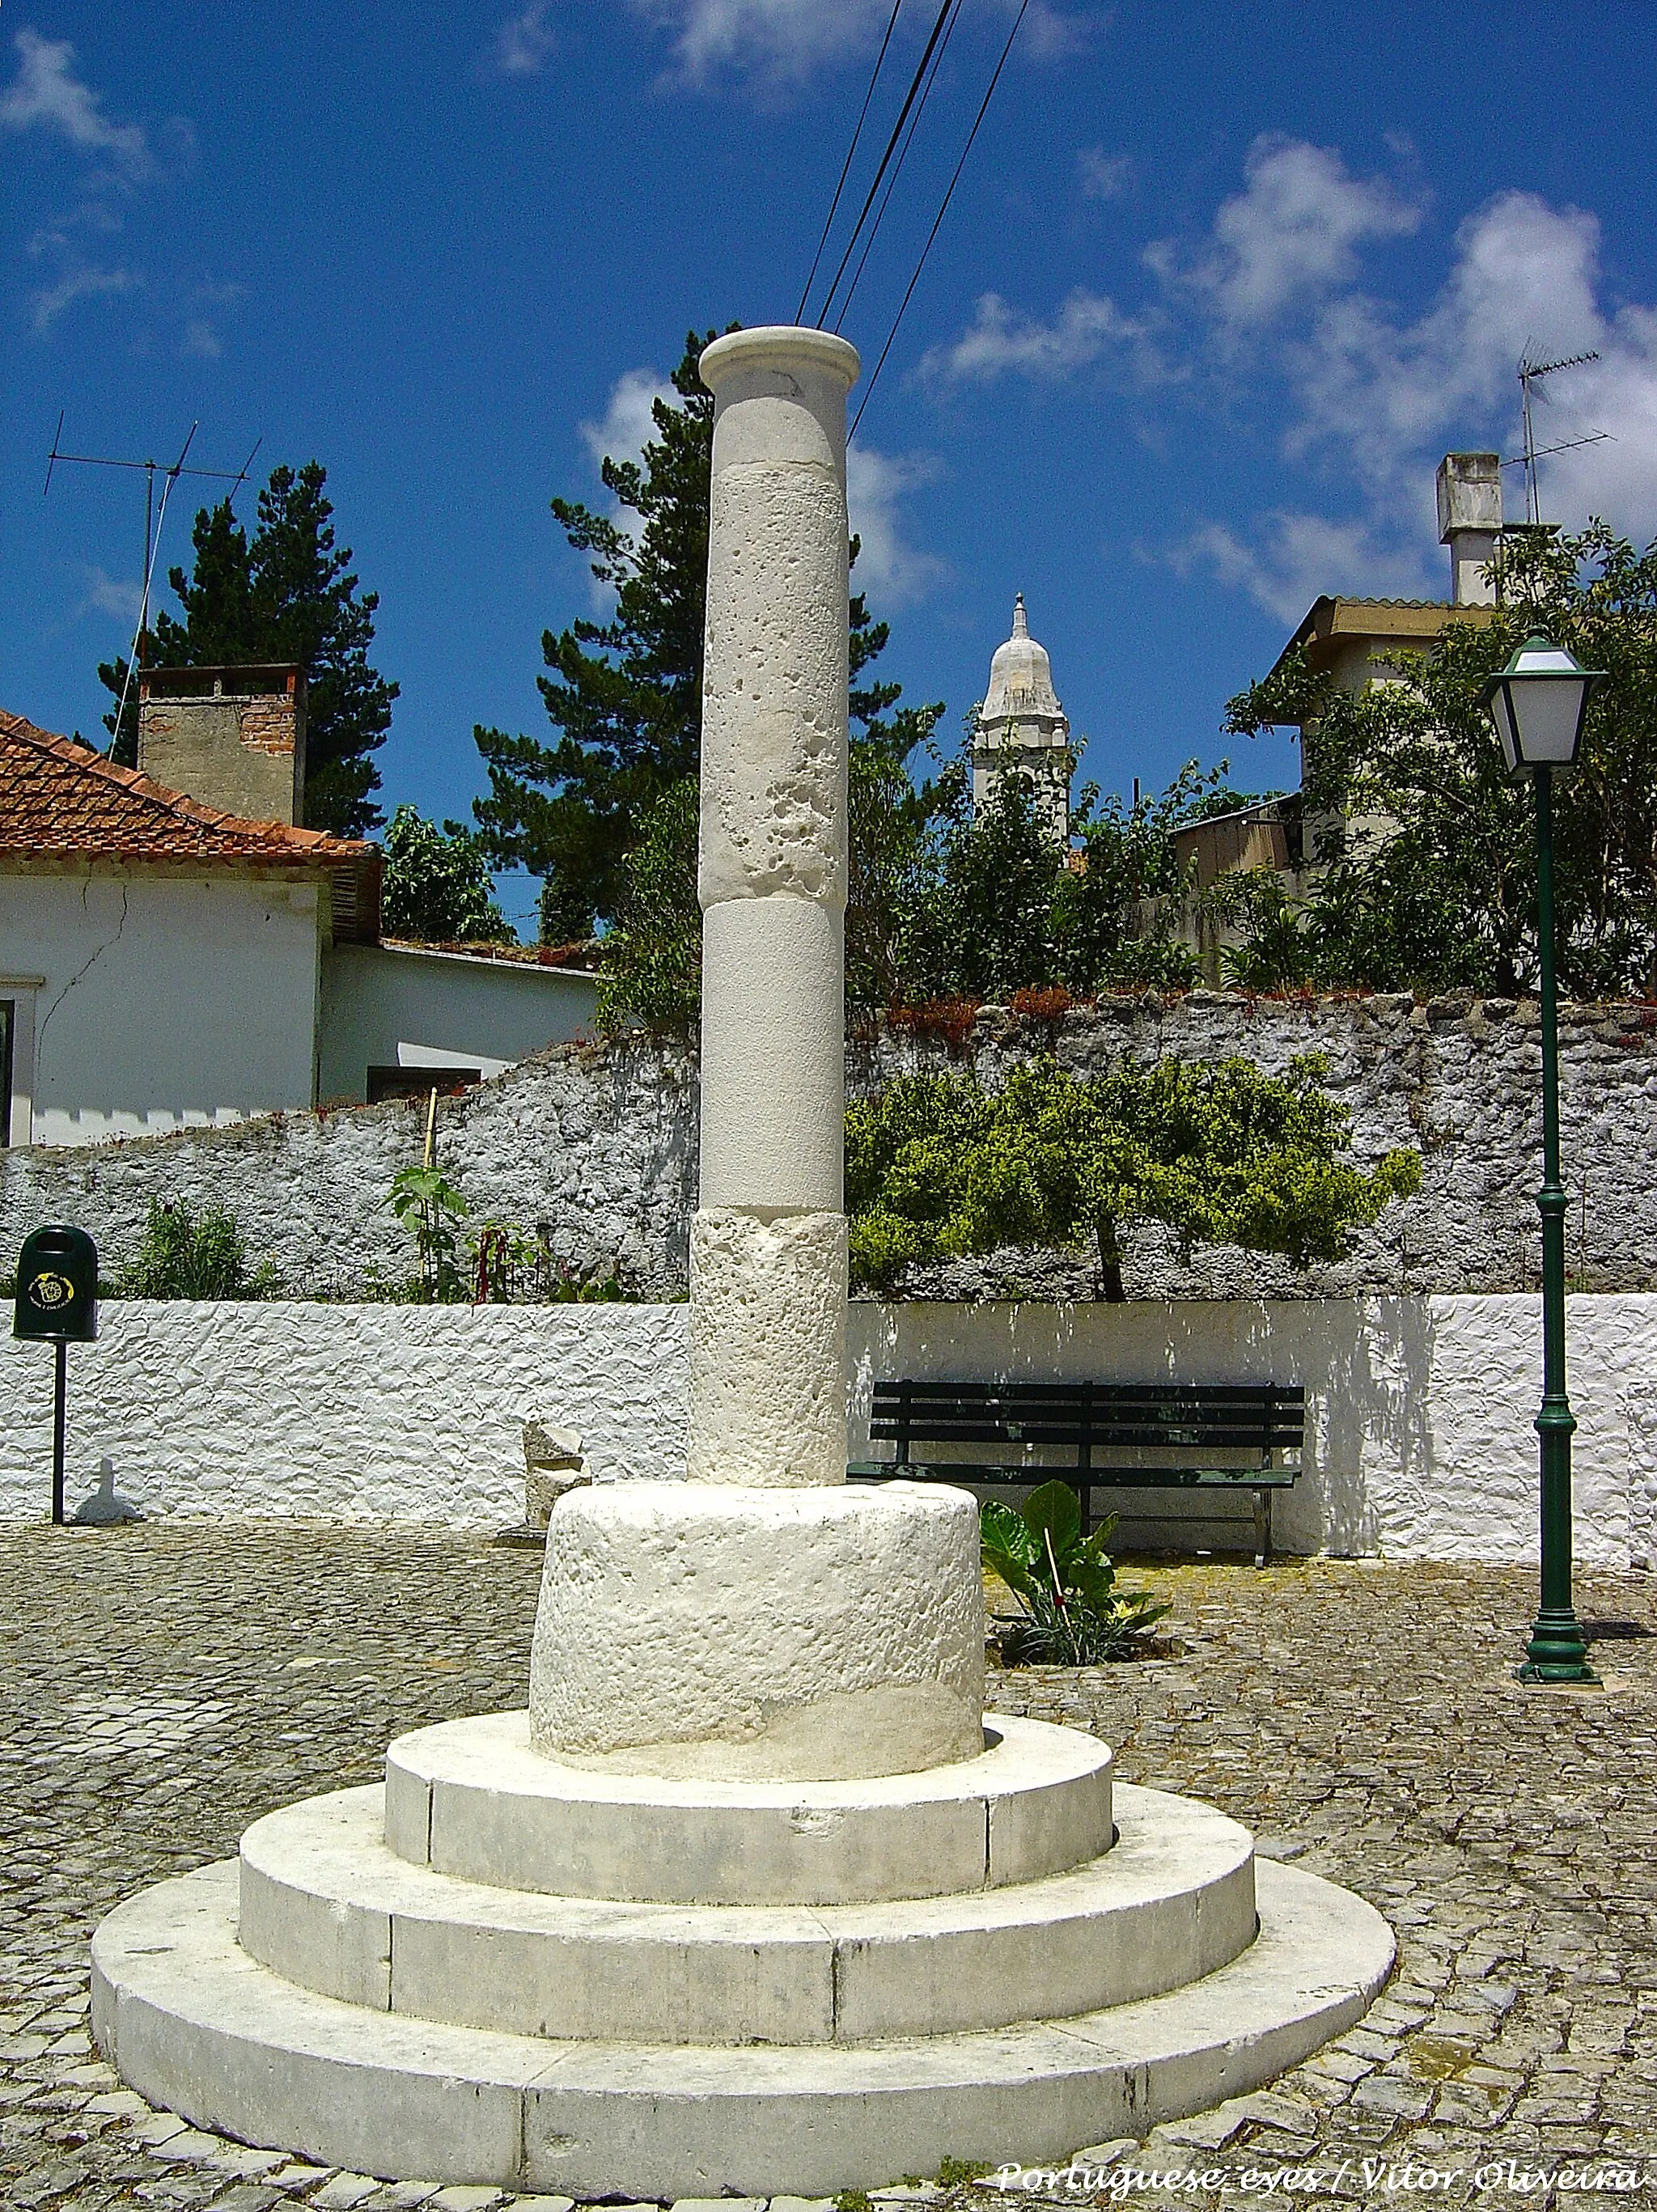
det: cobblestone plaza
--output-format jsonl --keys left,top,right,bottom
{"left": 3, "top": 1524, "right": 1655, "bottom": 2210}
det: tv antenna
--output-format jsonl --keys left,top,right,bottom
{"left": 43, "top": 417, "right": 262, "bottom": 751}
{"left": 1511, "top": 350, "right": 1608, "bottom": 526}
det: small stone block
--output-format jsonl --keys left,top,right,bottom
{"left": 506, "top": 2199, "right": 576, "bottom": 2212}
{"left": 132, "top": 2112, "right": 190, "bottom": 2145}
{"left": 155, "top": 2126, "right": 235, "bottom": 2160}
{"left": 86, "top": 2089, "right": 150, "bottom": 2116}
{"left": 1154, "top": 2104, "right": 1250, "bottom": 2149}
{"left": 428, "top": 2189, "right": 506, "bottom": 2210}
{"left": 671, "top": 2201, "right": 766, "bottom": 2212}
{"left": 769, "top": 2199, "right": 837, "bottom": 2212}
{"left": 268, "top": 2171, "right": 333, "bottom": 2191}
{"left": 1070, "top": 2143, "right": 1139, "bottom": 2167}
{"left": 313, "top": 2180, "right": 384, "bottom": 2210}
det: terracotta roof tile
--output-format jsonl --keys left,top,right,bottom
{"left": 0, "top": 710, "right": 375, "bottom": 867}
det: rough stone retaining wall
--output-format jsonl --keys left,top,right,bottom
{"left": 3, "top": 991, "right": 1656, "bottom": 1299}
{"left": 2, "top": 1295, "right": 1651, "bottom": 1569}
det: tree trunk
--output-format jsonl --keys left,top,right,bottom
{"left": 1095, "top": 1219, "right": 1126, "bottom": 1303}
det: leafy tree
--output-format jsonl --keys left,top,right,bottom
{"left": 100, "top": 462, "right": 397, "bottom": 836}
{"left": 593, "top": 778, "right": 701, "bottom": 1031}
{"left": 1223, "top": 523, "right": 1657, "bottom": 998}
{"left": 845, "top": 1053, "right": 1421, "bottom": 1299}
{"left": 474, "top": 326, "right": 941, "bottom": 946}
{"left": 380, "top": 807, "right": 512, "bottom": 943}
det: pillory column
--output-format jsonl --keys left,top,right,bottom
{"left": 688, "top": 326, "right": 859, "bottom": 1487}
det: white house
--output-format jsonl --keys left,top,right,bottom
{"left": 0, "top": 704, "right": 596, "bottom": 1147}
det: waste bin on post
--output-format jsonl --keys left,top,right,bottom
{"left": 12, "top": 1225, "right": 99, "bottom": 1525}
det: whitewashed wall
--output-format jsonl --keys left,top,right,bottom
{"left": 0, "top": 871, "right": 323, "bottom": 1146}
{"left": 2, "top": 1295, "right": 1653, "bottom": 1569}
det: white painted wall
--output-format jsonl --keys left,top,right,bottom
{"left": 0, "top": 871, "right": 323, "bottom": 1146}
{"left": 1, "top": 1294, "right": 1651, "bottom": 1568}
{"left": 318, "top": 943, "right": 597, "bottom": 1104}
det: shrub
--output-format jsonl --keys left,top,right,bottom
{"left": 981, "top": 1481, "right": 1169, "bottom": 1665}
{"left": 115, "top": 1198, "right": 279, "bottom": 1301}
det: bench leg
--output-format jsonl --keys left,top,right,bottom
{"left": 1253, "top": 1488, "right": 1271, "bottom": 1569}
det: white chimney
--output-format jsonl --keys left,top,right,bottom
{"left": 1436, "top": 452, "right": 1502, "bottom": 608}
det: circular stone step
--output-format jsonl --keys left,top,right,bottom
{"left": 238, "top": 1782, "right": 1255, "bottom": 2045}
{"left": 384, "top": 1711, "right": 1112, "bottom": 1905}
{"left": 91, "top": 1847, "right": 1394, "bottom": 2199}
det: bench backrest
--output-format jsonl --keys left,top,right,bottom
{"left": 869, "top": 1379, "right": 1304, "bottom": 1457}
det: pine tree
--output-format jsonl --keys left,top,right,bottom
{"left": 99, "top": 462, "right": 397, "bottom": 837}
{"left": 473, "top": 328, "right": 941, "bottom": 943}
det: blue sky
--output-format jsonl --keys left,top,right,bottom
{"left": 6, "top": 2, "right": 1656, "bottom": 933}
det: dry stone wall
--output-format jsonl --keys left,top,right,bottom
{"left": 2, "top": 991, "right": 1655, "bottom": 1299}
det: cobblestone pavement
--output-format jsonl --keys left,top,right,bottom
{"left": 2, "top": 1524, "right": 1655, "bottom": 2210}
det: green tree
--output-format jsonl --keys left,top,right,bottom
{"left": 380, "top": 807, "right": 513, "bottom": 943}
{"left": 1223, "top": 523, "right": 1657, "bottom": 998}
{"left": 593, "top": 777, "right": 701, "bottom": 1031}
{"left": 473, "top": 327, "right": 941, "bottom": 946}
{"left": 845, "top": 1053, "right": 1421, "bottom": 1299}
{"left": 100, "top": 462, "right": 398, "bottom": 836}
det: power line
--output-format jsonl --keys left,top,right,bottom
{"left": 794, "top": 0, "right": 906, "bottom": 326}
{"left": 812, "top": 0, "right": 959, "bottom": 331}
{"left": 850, "top": 0, "right": 1030, "bottom": 442}
{"left": 832, "top": 0, "right": 963, "bottom": 336}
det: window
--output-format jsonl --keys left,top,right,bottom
{"left": 0, "top": 1001, "right": 11, "bottom": 1148}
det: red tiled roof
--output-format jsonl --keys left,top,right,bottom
{"left": 0, "top": 710, "right": 375, "bottom": 867}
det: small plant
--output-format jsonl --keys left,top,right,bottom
{"left": 115, "top": 1197, "right": 279, "bottom": 1301}
{"left": 834, "top": 2193, "right": 875, "bottom": 2212}
{"left": 935, "top": 2157, "right": 993, "bottom": 2187}
{"left": 981, "top": 1481, "right": 1169, "bottom": 1665}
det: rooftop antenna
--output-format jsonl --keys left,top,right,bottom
{"left": 1513, "top": 350, "right": 1604, "bottom": 526}
{"left": 43, "top": 419, "right": 262, "bottom": 753}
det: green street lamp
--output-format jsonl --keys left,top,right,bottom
{"left": 1478, "top": 634, "right": 1606, "bottom": 1683}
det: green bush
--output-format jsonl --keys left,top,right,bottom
{"left": 115, "top": 1198, "right": 279, "bottom": 1301}
{"left": 982, "top": 1481, "right": 1169, "bottom": 1664}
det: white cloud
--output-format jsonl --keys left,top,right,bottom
{"left": 1077, "top": 146, "right": 1130, "bottom": 202}
{"left": 29, "top": 265, "right": 138, "bottom": 332}
{"left": 80, "top": 566, "right": 143, "bottom": 625}
{"left": 634, "top": 0, "right": 889, "bottom": 82}
{"left": 580, "top": 366, "right": 676, "bottom": 474}
{"left": 489, "top": 3, "right": 557, "bottom": 75}
{"left": 182, "top": 316, "right": 222, "bottom": 358}
{"left": 1168, "top": 514, "right": 1433, "bottom": 627}
{"left": 847, "top": 443, "right": 947, "bottom": 607}
{"left": 921, "top": 286, "right": 1156, "bottom": 385}
{"left": 0, "top": 28, "right": 149, "bottom": 176}
{"left": 1155, "top": 134, "right": 1424, "bottom": 329}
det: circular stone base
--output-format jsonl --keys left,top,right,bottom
{"left": 384, "top": 1711, "right": 1112, "bottom": 1905}
{"left": 529, "top": 1482, "right": 984, "bottom": 1781}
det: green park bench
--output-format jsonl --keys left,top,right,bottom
{"left": 848, "top": 1377, "right": 1306, "bottom": 1566}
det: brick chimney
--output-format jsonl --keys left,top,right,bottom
{"left": 137, "top": 666, "right": 307, "bottom": 826}
{"left": 1436, "top": 453, "right": 1502, "bottom": 608}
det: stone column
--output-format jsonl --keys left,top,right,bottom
{"left": 689, "top": 325, "right": 858, "bottom": 1488}
{"left": 528, "top": 331, "right": 984, "bottom": 1782}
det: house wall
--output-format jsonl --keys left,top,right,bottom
{"left": 2, "top": 1293, "right": 1651, "bottom": 1571}
{"left": 318, "top": 943, "right": 597, "bottom": 1104}
{"left": 0, "top": 871, "right": 322, "bottom": 1146}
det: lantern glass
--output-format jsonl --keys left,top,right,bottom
{"left": 1479, "top": 635, "right": 1601, "bottom": 776}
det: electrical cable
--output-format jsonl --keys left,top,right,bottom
{"left": 813, "top": 0, "right": 959, "bottom": 331}
{"left": 107, "top": 424, "right": 197, "bottom": 757}
{"left": 795, "top": 0, "right": 906, "bottom": 327}
{"left": 850, "top": 0, "right": 1030, "bottom": 442}
{"left": 832, "top": 0, "right": 963, "bottom": 336}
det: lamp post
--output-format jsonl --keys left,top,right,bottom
{"left": 1479, "top": 634, "right": 1606, "bottom": 1683}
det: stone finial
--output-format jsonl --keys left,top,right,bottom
{"left": 1011, "top": 592, "right": 1028, "bottom": 638}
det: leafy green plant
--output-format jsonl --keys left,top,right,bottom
{"left": 981, "top": 1482, "right": 1169, "bottom": 1664}
{"left": 935, "top": 2156, "right": 993, "bottom": 2186}
{"left": 389, "top": 1163, "right": 468, "bottom": 1302}
{"left": 115, "top": 1197, "right": 280, "bottom": 1301}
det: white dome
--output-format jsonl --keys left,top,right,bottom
{"left": 984, "top": 594, "right": 1062, "bottom": 721}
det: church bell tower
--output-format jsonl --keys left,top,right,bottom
{"left": 972, "top": 593, "right": 1071, "bottom": 844}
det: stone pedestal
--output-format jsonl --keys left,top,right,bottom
{"left": 91, "top": 330, "right": 1395, "bottom": 2193}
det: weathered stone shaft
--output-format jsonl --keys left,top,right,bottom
{"left": 688, "top": 327, "right": 860, "bottom": 1488}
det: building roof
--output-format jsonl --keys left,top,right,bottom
{"left": 0, "top": 710, "right": 369, "bottom": 866}
{"left": 0, "top": 709, "right": 382, "bottom": 940}
{"left": 1273, "top": 594, "right": 1498, "bottom": 683}
{"left": 381, "top": 937, "right": 600, "bottom": 977}
{"left": 983, "top": 593, "right": 1065, "bottom": 724}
